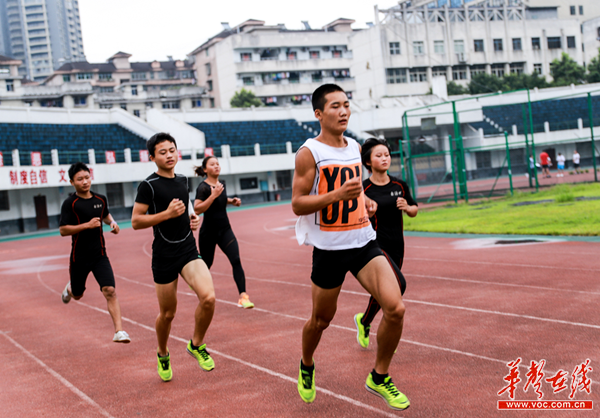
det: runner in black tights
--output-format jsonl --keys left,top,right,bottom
{"left": 194, "top": 156, "right": 254, "bottom": 309}
{"left": 353, "top": 138, "right": 418, "bottom": 349}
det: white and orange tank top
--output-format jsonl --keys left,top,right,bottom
{"left": 295, "top": 137, "right": 376, "bottom": 250}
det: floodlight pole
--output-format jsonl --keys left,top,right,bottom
{"left": 588, "top": 92, "right": 598, "bottom": 182}
{"left": 504, "top": 131, "right": 514, "bottom": 196}
{"left": 527, "top": 89, "right": 539, "bottom": 191}
{"left": 402, "top": 112, "right": 416, "bottom": 196}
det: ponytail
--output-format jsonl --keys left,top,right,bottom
{"left": 194, "top": 155, "right": 216, "bottom": 177}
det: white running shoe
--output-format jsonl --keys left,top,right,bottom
{"left": 61, "top": 282, "right": 71, "bottom": 304}
{"left": 113, "top": 330, "right": 131, "bottom": 343}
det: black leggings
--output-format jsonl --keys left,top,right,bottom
{"left": 199, "top": 227, "right": 246, "bottom": 294}
{"left": 361, "top": 249, "right": 406, "bottom": 328}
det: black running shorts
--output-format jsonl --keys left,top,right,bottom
{"left": 152, "top": 247, "right": 202, "bottom": 285}
{"left": 311, "top": 240, "right": 383, "bottom": 289}
{"left": 69, "top": 255, "right": 115, "bottom": 296}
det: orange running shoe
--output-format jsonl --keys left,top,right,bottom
{"left": 237, "top": 293, "right": 254, "bottom": 309}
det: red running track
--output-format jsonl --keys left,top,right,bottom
{"left": 0, "top": 203, "right": 598, "bottom": 417}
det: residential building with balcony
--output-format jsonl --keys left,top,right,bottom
{"left": 349, "top": 0, "right": 583, "bottom": 106}
{"left": 0, "top": 0, "right": 85, "bottom": 82}
{"left": 189, "top": 18, "right": 356, "bottom": 109}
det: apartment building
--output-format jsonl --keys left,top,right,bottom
{"left": 349, "top": 0, "right": 584, "bottom": 104}
{"left": 0, "top": 0, "right": 85, "bottom": 81}
{"left": 189, "top": 19, "right": 356, "bottom": 109}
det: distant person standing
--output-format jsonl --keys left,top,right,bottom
{"left": 59, "top": 162, "right": 130, "bottom": 344}
{"left": 194, "top": 156, "right": 254, "bottom": 309}
{"left": 556, "top": 153, "right": 565, "bottom": 177}
{"left": 573, "top": 150, "right": 581, "bottom": 174}
{"left": 539, "top": 151, "right": 550, "bottom": 178}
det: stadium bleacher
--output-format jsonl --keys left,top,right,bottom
{"left": 189, "top": 119, "right": 359, "bottom": 156}
{"left": 0, "top": 123, "right": 147, "bottom": 165}
{"left": 470, "top": 95, "right": 600, "bottom": 136}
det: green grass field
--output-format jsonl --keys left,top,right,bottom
{"left": 405, "top": 183, "right": 600, "bottom": 236}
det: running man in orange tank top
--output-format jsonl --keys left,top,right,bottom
{"left": 292, "top": 84, "right": 410, "bottom": 411}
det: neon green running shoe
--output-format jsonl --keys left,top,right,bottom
{"left": 354, "top": 313, "right": 370, "bottom": 349}
{"left": 366, "top": 374, "right": 410, "bottom": 410}
{"left": 186, "top": 341, "right": 215, "bottom": 371}
{"left": 157, "top": 352, "right": 172, "bottom": 382}
{"left": 297, "top": 360, "right": 316, "bottom": 403}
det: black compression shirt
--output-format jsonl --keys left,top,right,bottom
{"left": 135, "top": 172, "right": 195, "bottom": 258}
{"left": 60, "top": 192, "right": 110, "bottom": 263}
{"left": 363, "top": 176, "right": 417, "bottom": 242}
{"left": 195, "top": 180, "right": 231, "bottom": 232}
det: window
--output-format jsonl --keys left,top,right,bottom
{"left": 6, "top": 80, "right": 14, "bottom": 92}
{"left": 207, "top": 80, "right": 213, "bottom": 91}
{"left": 432, "top": 66, "right": 447, "bottom": 78}
{"left": 312, "top": 71, "right": 322, "bottom": 83}
{"left": 389, "top": 42, "right": 401, "bottom": 55}
{"left": 493, "top": 39, "right": 503, "bottom": 51}
{"left": 205, "top": 63, "right": 211, "bottom": 76}
{"left": 287, "top": 51, "right": 297, "bottom": 60}
{"left": 510, "top": 63, "right": 524, "bottom": 75}
{"left": 132, "top": 72, "right": 146, "bottom": 80}
{"left": 470, "top": 65, "right": 486, "bottom": 76}
{"left": 386, "top": 68, "right": 407, "bottom": 84}
{"left": 547, "top": 37, "right": 561, "bottom": 49}
{"left": 476, "top": 151, "right": 492, "bottom": 168}
{"left": 73, "top": 96, "right": 86, "bottom": 105}
{"left": 474, "top": 39, "right": 484, "bottom": 52}
{"left": 63, "top": 74, "right": 71, "bottom": 82}
{"left": 579, "top": 5, "right": 583, "bottom": 15}
{"left": 192, "top": 99, "right": 202, "bottom": 108}
{"left": 242, "top": 76, "right": 254, "bottom": 86}
{"left": 332, "top": 50, "right": 342, "bottom": 58}
{"left": 240, "top": 52, "right": 252, "bottom": 61}
{"left": 131, "top": 85, "right": 138, "bottom": 96}
{"left": 98, "top": 73, "right": 112, "bottom": 81}
{"left": 534, "top": 63, "right": 543, "bottom": 74}
{"left": 491, "top": 64, "right": 505, "bottom": 77}
{"left": 310, "top": 51, "right": 320, "bottom": 59}
{"left": 276, "top": 170, "right": 292, "bottom": 189}
{"left": 434, "top": 40, "right": 445, "bottom": 54}
{"left": 409, "top": 67, "right": 427, "bottom": 82}
{"left": 567, "top": 36, "right": 576, "bottom": 48}
{"left": 120, "top": 104, "right": 127, "bottom": 110}
{"left": 210, "top": 98, "right": 215, "bottom": 108}
{"left": 205, "top": 48, "right": 209, "bottom": 56}
{"left": 162, "top": 101, "right": 180, "bottom": 109}
{"left": 76, "top": 73, "right": 92, "bottom": 80}
{"left": 454, "top": 40, "right": 465, "bottom": 54}
{"left": 133, "top": 109, "right": 140, "bottom": 117}
{"left": 413, "top": 41, "right": 424, "bottom": 55}
{"left": 240, "top": 177, "right": 258, "bottom": 190}
{"left": 180, "top": 70, "right": 192, "bottom": 79}
{"left": 570, "top": 5, "right": 576, "bottom": 15}
{"left": 106, "top": 183, "right": 124, "bottom": 207}
{"left": 452, "top": 65, "right": 467, "bottom": 80}
{"left": 512, "top": 38, "right": 522, "bottom": 51}
{"left": 99, "top": 104, "right": 113, "bottom": 109}
{"left": 99, "top": 87, "right": 113, "bottom": 93}
{"left": 532, "top": 37, "right": 541, "bottom": 50}
{"left": 0, "top": 190, "right": 9, "bottom": 211}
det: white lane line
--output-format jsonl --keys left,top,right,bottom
{"left": 407, "top": 257, "right": 600, "bottom": 273}
{"left": 35, "top": 271, "right": 399, "bottom": 417}
{"left": 405, "top": 273, "right": 600, "bottom": 296}
{"left": 0, "top": 331, "right": 115, "bottom": 418}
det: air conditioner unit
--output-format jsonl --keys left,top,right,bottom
{"left": 456, "top": 52, "right": 466, "bottom": 63}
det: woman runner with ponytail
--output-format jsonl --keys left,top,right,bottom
{"left": 353, "top": 138, "right": 418, "bottom": 349}
{"left": 194, "top": 156, "right": 254, "bottom": 309}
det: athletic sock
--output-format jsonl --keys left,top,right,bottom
{"left": 190, "top": 341, "right": 200, "bottom": 351}
{"left": 300, "top": 360, "right": 314, "bottom": 373}
{"left": 158, "top": 352, "right": 169, "bottom": 359}
{"left": 371, "top": 369, "right": 388, "bottom": 385}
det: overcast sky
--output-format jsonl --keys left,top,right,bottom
{"left": 78, "top": 0, "right": 397, "bottom": 63}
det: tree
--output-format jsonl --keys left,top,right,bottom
{"left": 230, "top": 88, "right": 263, "bottom": 108}
{"left": 468, "top": 73, "right": 505, "bottom": 95}
{"left": 447, "top": 81, "right": 468, "bottom": 95}
{"left": 586, "top": 48, "right": 600, "bottom": 84}
{"left": 550, "top": 53, "right": 586, "bottom": 86}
